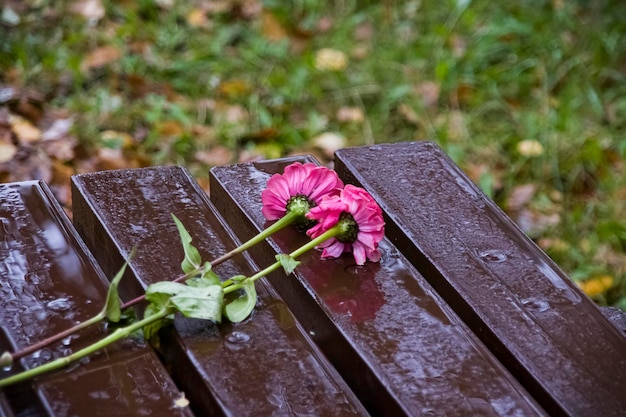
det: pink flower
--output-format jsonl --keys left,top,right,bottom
{"left": 261, "top": 162, "right": 344, "bottom": 228}
{"left": 306, "top": 185, "right": 385, "bottom": 265}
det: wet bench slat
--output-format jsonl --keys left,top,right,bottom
{"left": 70, "top": 166, "right": 369, "bottom": 417}
{"left": 209, "top": 159, "right": 547, "bottom": 416}
{"left": 0, "top": 181, "right": 192, "bottom": 417}
{"left": 333, "top": 141, "right": 626, "bottom": 417}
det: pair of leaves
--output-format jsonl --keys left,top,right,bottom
{"left": 171, "top": 215, "right": 259, "bottom": 323}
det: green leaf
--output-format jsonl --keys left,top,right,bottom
{"left": 142, "top": 303, "right": 167, "bottom": 344}
{"left": 104, "top": 251, "right": 133, "bottom": 322}
{"left": 275, "top": 254, "right": 300, "bottom": 275}
{"left": 171, "top": 285, "right": 223, "bottom": 322}
{"left": 145, "top": 281, "right": 224, "bottom": 323}
{"left": 223, "top": 279, "right": 257, "bottom": 323}
{"left": 186, "top": 262, "right": 220, "bottom": 287}
{"left": 171, "top": 214, "right": 202, "bottom": 273}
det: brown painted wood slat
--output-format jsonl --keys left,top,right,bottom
{"left": 71, "top": 166, "right": 369, "bottom": 417}
{"left": 333, "top": 141, "right": 626, "bottom": 417}
{"left": 0, "top": 181, "right": 192, "bottom": 417}
{"left": 209, "top": 158, "right": 547, "bottom": 417}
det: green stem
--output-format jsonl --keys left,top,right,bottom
{"left": 2, "top": 213, "right": 300, "bottom": 365}
{"left": 211, "top": 211, "right": 299, "bottom": 267}
{"left": 0, "top": 308, "right": 171, "bottom": 388}
{"left": 223, "top": 225, "right": 341, "bottom": 294}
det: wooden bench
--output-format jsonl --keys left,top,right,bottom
{"left": 1, "top": 141, "right": 625, "bottom": 416}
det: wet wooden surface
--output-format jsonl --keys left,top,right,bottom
{"left": 210, "top": 159, "right": 546, "bottom": 417}
{"left": 0, "top": 181, "right": 192, "bottom": 417}
{"left": 2, "top": 141, "right": 624, "bottom": 416}
{"left": 334, "top": 141, "right": 626, "bottom": 417}
{"left": 71, "top": 166, "right": 369, "bottom": 417}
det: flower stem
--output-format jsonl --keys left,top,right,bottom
{"left": 2, "top": 213, "right": 300, "bottom": 365}
{"left": 0, "top": 308, "right": 171, "bottom": 388}
{"left": 210, "top": 211, "right": 299, "bottom": 266}
{"left": 223, "top": 225, "right": 341, "bottom": 294}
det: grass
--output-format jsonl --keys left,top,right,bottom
{"left": 1, "top": 0, "right": 625, "bottom": 308}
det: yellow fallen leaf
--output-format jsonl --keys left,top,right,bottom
{"left": 0, "top": 142, "right": 18, "bottom": 163}
{"left": 315, "top": 48, "right": 348, "bottom": 71}
{"left": 517, "top": 139, "right": 544, "bottom": 157}
{"left": 336, "top": 106, "right": 364, "bottom": 123}
{"left": 10, "top": 115, "right": 41, "bottom": 143}
{"left": 187, "top": 8, "right": 207, "bottom": 27}
{"left": 577, "top": 275, "right": 613, "bottom": 298}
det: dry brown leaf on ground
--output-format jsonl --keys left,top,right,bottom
{"left": 414, "top": 81, "right": 440, "bottom": 108}
{"left": 195, "top": 146, "right": 234, "bottom": 166}
{"left": 336, "top": 106, "right": 364, "bottom": 123}
{"left": 313, "top": 132, "right": 346, "bottom": 158}
{"left": 261, "top": 9, "right": 289, "bottom": 42}
{"left": 81, "top": 45, "right": 122, "bottom": 72}
{"left": 10, "top": 114, "right": 41, "bottom": 143}
{"left": 506, "top": 184, "right": 537, "bottom": 212}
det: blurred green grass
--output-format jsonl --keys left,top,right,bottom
{"left": 1, "top": 0, "right": 625, "bottom": 308}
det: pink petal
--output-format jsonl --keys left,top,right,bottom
{"left": 351, "top": 241, "right": 367, "bottom": 265}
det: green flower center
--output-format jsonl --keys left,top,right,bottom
{"left": 336, "top": 212, "right": 359, "bottom": 243}
{"left": 286, "top": 195, "right": 316, "bottom": 231}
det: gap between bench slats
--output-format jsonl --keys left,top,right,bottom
{"left": 71, "top": 166, "right": 369, "bottom": 417}
{"left": 334, "top": 141, "right": 626, "bottom": 417}
{"left": 210, "top": 158, "right": 547, "bottom": 417}
{"left": 0, "top": 181, "right": 192, "bottom": 417}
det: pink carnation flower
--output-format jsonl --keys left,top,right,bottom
{"left": 261, "top": 162, "right": 344, "bottom": 228}
{"left": 306, "top": 185, "right": 385, "bottom": 265}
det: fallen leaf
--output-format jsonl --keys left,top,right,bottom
{"left": 315, "top": 48, "right": 348, "bottom": 71}
{"left": 577, "top": 275, "right": 613, "bottom": 298}
{"left": 354, "top": 22, "right": 373, "bottom": 41}
{"left": 513, "top": 208, "right": 560, "bottom": 235}
{"left": 1, "top": 5, "right": 20, "bottom": 26}
{"left": 517, "top": 139, "right": 544, "bottom": 157}
{"left": 537, "top": 237, "right": 571, "bottom": 252}
{"left": 217, "top": 79, "right": 251, "bottom": 97}
{"left": 397, "top": 103, "right": 420, "bottom": 125}
{"left": 194, "top": 146, "right": 233, "bottom": 166}
{"left": 313, "top": 132, "right": 345, "bottom": 158}
{"left": 317, "top": 16, "right": 334, "bottom": 33}
{"left": 261, "top": 9, "right": 289, "bottom": 42}
{"left": 41, "top": 136, "right": 77, "bottom": 162}
{"left": 81, "top": 45, "right": 122, "bottom": 72}
{"left": 42, "top": 118, "right": 73, "bottom": 141}
{"left": 506, "top": 184, "right": 537, "bottom": 212}
{"left": 156, "top": 120, "right": 185, "bottom": 137}
{"left": 0, "top": 142, "right": 17, "bottom": 163}
{"left": 336, "top": 106, "right": 364, "bottom": 123}
{"left": 414, "top": 81, "right": 440, "bottom": 108}
{"left": 187, "top": 8, "right": 208, "bottom": 27}
{"left": 70, "top": 0, "right": 105, "bottom": 22}
{"left": 10, "top": 114, "right": 41, "bottom": 143}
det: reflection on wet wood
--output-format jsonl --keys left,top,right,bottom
{"left": 210, "top": 159, "right": 546, "bottom": 417}
{"left": 71, "top": 166, "right": 369, "bottom": 417}
{"left": 0, "top": 181, "right": 191, "bottom": 417}
{"left": 334, "top": 141, "right": 626, "bottom": 417}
